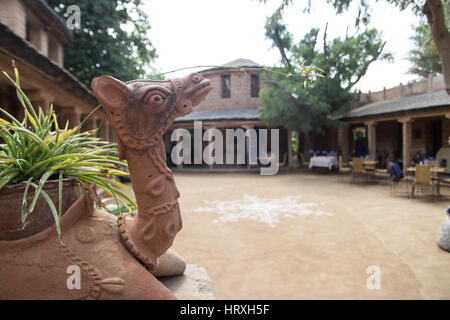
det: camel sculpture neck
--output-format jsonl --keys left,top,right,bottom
{"left": 125, "top": 138, "right": 177, "bottom": 215}
{"left": 91, "top": 72, "right": 212, "bottom": 271}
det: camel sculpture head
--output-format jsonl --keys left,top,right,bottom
{"left": 92, "top": 73, "right": 212, "bottom": 158}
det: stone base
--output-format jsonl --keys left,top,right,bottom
{"left": 436, "top": 217, "right": 450, "bottom": 252}
{"left": 158, "top": 264, "right": 216, "bottom": 300}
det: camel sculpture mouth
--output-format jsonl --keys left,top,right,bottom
{"left": 175, "top": 77, "right": 212, "bottom": 116}
{"left": 190, "top": 79, "right": 213, "bottom": 106}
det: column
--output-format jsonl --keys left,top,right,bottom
{"left": 65, "top": 107, "right": 81, "bottom": 129}
{"left": 365, "top": 120, "right": 377, "bottom": 158}
{"left": 399, "top": 117, "right": 413, "bottom": 169}
{"left": 338, "top": 127, "right": 350, "bottom": 162}
{"left": 83, "top": 115, "right": 97, "bottom": 132}
{"left": 108, "top": 122, "right": 116, "bottom": 142}
{"left": 98, "top": 118, "right": 110, "bottom": 141}
{"left": 24, "top": 89, "right": 53, "bottom": 114}
{"left": 287, "top": 128, "right": 293, "bottom": 168}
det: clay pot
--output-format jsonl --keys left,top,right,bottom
{"left": 0, "top": 178, "right": 82, "bottom": 241}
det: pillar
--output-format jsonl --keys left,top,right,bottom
{"left": 399, "top": 117, "right": 413, "bottom": 169}
{"left": 83, "top": 115, "right": 97, "bottom": 132}
{"left": 29, "top": 27, "right": 49, "bottom": 56}
{"left": 287, "top": 128, "right": 293, "bottom": 168}
{"left": 338, "top": 127, "right": 350, "bottom": 162}
{"left": 65, "top": 107, "right": 80, "bottom": 129}
{"left": 108, "top": 122, "right": 116, "bottom": 142}
{"left": 365, "top": 120, "right": 377, "bottom": 159}
{"left": 98, "top": 119, "right": 110, "bottom": 141}
{"left": 24, "top": 89, "right": 53, "bottom": 114}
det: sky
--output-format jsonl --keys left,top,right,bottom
{"left": 144, "top": 0, "right": 422, "bottom": 93}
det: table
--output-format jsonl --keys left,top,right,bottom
{"left": 406, "top": 167, "right": 445, "bottom": 174}
{"left": 309, "top": 156, "right": 337, "bottom": 170}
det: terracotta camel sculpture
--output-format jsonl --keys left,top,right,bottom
{"left": 0, "top": 73, "right": 212, "bottom": 299}
{"left": 93, "top": 72, "right": 213, "bottom": 271}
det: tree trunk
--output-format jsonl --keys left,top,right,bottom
{"left": 303, "top": 131, "right": 312, "bottom": 160}
{"left": 424, "top": 0, "right": 450, "bottom": 94}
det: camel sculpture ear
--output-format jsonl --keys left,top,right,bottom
{"left": 91, "top": 75, "right": 131, "bottom": 111}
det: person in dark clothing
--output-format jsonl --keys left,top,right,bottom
{"left": 389, "top": 162, "right": 404, "bottom": 182}
{"left": 354, "top": 131, "right": 366, "bottom": 158}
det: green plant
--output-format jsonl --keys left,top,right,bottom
{"left": 0, "top": 65, "right": 137, "bottom": 237}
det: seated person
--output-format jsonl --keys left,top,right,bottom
{"left": 389, "top": 162, "right": 404, "bottom": 182}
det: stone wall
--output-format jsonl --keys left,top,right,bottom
{"left": 197, "top": 69, "right": 264, "bottom": 111}
{"left": 0, "top": 0, "right": 26, "bottom": 39}
{"left": 0, "top": 0, "right": 64, "bottom": 66}
{"left": 355, "top": 74, "right": 445, "bottom": 108}
{"left": 376, "top": 121, "right": 401, "bottom": 158}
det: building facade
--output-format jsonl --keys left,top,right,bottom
{"left": 338, "top": 74, "right": 450, "bottom": 168}
{"left": 166, "top": 58, "right": 293, "bottom": 169}
{"left": 0, "top": 0, "right": 113, "bottom": 141}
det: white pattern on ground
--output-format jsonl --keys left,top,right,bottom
{"left": 193, "top": 194, "right": 332, "bottom": 227}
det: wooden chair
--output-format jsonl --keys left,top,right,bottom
{"left": 411, "top": 165, "right": 436, "bottom": 198}
{"left": 338, "top": 156, "right": 351, "bottom": 182}
{"left": 390, "top": 176, "right": 412, "bottom": 196}
{"left": 278, "top": 153, "right": 287, "bottom": 167}
{"left": 300, "top": 153, "right": 310, "bottom": 168}
{"left": 375, "top": 161, "right": 391, "bottom": 184}
{"left": 351, "top": 158, "right": 366, "bottom": 183}
{"left": 438, "top": 177, "right": 450, "bottom": 198}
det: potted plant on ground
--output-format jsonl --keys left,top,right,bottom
{"left": 0, "top": 64, "right": 136, "bottom": 240}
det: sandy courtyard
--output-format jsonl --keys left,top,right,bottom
{"left": 150, "top": 171, "right": 449, "bottom": 299}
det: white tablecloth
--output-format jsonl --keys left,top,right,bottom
{"left": 309, "top": 156, "right": 337, "bottom": 170}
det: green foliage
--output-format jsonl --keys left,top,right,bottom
{"left": 45, "top": 0, "right": 157, "bottom": 87}
{"left": 257, "top": 0, "right": 425, "bottom": 26}
{"left": 259, "top": 12, "right": 392, "bottom": 136}
{"left": 407, "top": 3, "right": 449, "bottom": 77}
{"left": 0, "top": 67, "right": 137, "bottom": 237}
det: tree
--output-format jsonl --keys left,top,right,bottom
{"left": 408, "top": 2, "right": 449, "bottom": 77}
{"left": 259, "top": 10, "right": 392, "bottom": 154}
{"left": 259, "top": 0, "right": 450, "bottom": 94}
{"left": 45, "top": 0, "right": 157, "bottom": 87}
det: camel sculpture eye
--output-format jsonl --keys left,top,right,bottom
{"left": 145, "top": 91, "right": 166, "bottom": 108}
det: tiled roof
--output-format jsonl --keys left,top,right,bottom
{"left": 341, "top": 90, "right": 450, "bottom": 120}
{"left": 174, "top": 108, "right": 260, "bottom": 122}
{"left": 199, "top": 58, "right": 263, "bottom": 73}
{"left": 222, "top": 58, "right": 263, "bottom": 68}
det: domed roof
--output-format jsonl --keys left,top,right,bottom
{"left": 199, "top": 58, "right": 263, "bottom": 73}
{"left": 222, "top": 58, "right": 263, "bottom": 68}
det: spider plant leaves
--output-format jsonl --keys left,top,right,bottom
{"left": 0, "top": 66, "right": 135, "bottom": 236}
{"left": 58, "top": 172, "right": 63, "bottom": 223}
{"left": 21, "top": 177, "right": 33, "bottom": 222}
{"left": 27, "top": 170, "right": 55, "bottom": 213}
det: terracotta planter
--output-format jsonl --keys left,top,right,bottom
{"left": 0, "top": 178, "right": 82, "bottom": 241}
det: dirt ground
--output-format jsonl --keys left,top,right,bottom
{"left": 143, "top": 171, "right": 450, "bottom": 299}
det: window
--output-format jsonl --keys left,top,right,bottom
{"left": 221, "top": 75, "right": 231, "bottom": 98}
{"left": 251, "top": 74, "right": 259, "bottom": 97}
